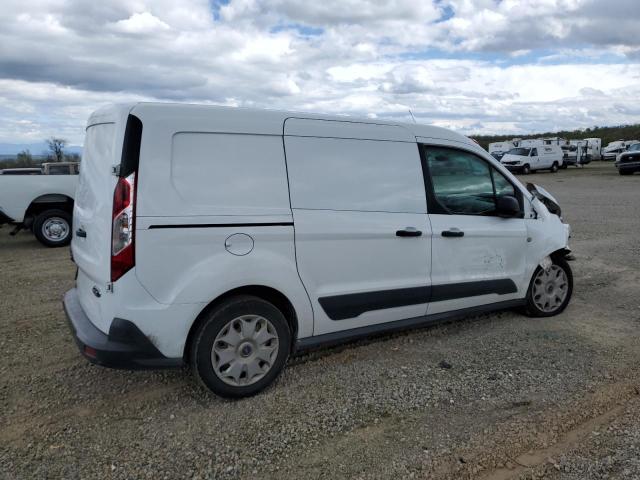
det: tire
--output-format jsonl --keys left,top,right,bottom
{"left": 619, "top": 170, "right": 632, "bottom": 176}
{"left": 32, "top": 209, "right": 72, "bottom": 247}
{"left": 523, "top": 256, "right": 573, "bottom": 318}
{"left": 190, "top": 295, "right": 291, "bottom": 398}
{"left": 550, "top": 162, "right": 559, "bottom": 173}
{"left": 521, "top": 164, "right": 531, "bottom": 175}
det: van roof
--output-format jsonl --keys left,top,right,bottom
{"left": 87, "top": 102, "right": 474, "bottom": 147}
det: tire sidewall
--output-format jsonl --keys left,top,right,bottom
{"left": 522, "top": 164, "right": 530, "bottom": 174}
{"left": 551, "top": 162, "right": 558, "bottom": 172}
{"left": 191, "top": 296, "right": 291, "bottom": 398}
{"left": 33, "top": 209, "right": 72, "bottom": 247}
{"left": 525, "top": 256, "right": 573, "bottom": 317}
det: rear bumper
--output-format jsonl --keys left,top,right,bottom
{"left": 63, "top": 288, "right": 183, "bottom": 369}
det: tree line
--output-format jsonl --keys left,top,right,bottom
{"left": 0, "top": 138, "right": 81, "bottom": 169}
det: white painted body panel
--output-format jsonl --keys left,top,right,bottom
{"left": 71, "top": 102, "right": 571, "bottom": 361}
{"left": 0, "top": 175, "right": 78, "bottom": 222}
{"left": 427, "top": 214, "right": 528, "bottom": 314}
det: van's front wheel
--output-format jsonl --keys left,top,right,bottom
{"left": 521, "top": 164, "right": 531, "bottom": 175}
{"left": 524, "top": 256, "right": 573, "bottom": 317}
{"left": 190, "top": 296, "right": 291, "bottom": 398}
{"left": 33, "top": 209, "right": 72, "bottom": 247}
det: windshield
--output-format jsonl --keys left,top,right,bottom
{"left": 506, "top": 147, "right": 531, "bottom": 156}
{"left": 628, "top": 143, "right": 640, "bottom": 152}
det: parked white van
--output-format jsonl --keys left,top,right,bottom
{"left": 488, "top": 141, "right": 516, "bottom": 160}
{"left": 500, "top": 143, "right": 564, "bottom": 174}
{"left": 63, "top": 103, "right": 573, "bottom": 398}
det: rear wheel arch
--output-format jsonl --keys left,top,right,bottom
{"left": 25, "top": 194, "right": 74, "bottom": 223}
{"left": 183, "top": 285, "right": 299, "bottom": 362}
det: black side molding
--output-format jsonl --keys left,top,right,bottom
{"left": 319, "top": 286, "right": 431, "bottom": 321}
{"left": 431, "top": 279, "right": 517, "bottom": 303}
{"left": 295, "top": 299, "right": 526, "bottom": 352}
{"left": 148, "top": 222, "right": 294, "bottom": 229}
{"left": 319, "top": 279, "right": 518, "bottom": 320}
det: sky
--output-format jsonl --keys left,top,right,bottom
{"left": 1, "top": 0, "right": 639, "bottom": 146}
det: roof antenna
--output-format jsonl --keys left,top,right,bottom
{"left": 408, "top": 109, "right": 417, "bottom": 124}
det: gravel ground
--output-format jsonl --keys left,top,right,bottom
{"left": 1, "top": 162, "right": 639, "bottom": 479}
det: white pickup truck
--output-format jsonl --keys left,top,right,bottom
{"left": 0, "top": 163, "right": 79, "bottom": 247}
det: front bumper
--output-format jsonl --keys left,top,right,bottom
{"left": 616, "top": 160, "right": 640, "bottom": 171}
{"left": 503, "top": 164, "right": 523, "bottom": 171}
{"left": 63, "top": 288, "right": 183, "bottom": 369}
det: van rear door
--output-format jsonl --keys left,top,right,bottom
{"left": 72, "top": 106, "right": 132, "bottom": 284}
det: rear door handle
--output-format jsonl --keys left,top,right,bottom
{"left": 76, "top": 228, "right": 87, "bottom": 238}
{"left": 441, "top": 229, "right": 464, "bottom": 238}
{"left": 396, "top": 227, "right": 422, "bottom": 237}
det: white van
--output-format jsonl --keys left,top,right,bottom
{"left": 500, "top": 143, "right": 564, "bottom": 174}
{"left": 488, "top": 141, "right": 516, "bottom": 160}
{"left": 63, "top": 103, "right": 573, "bottom": 398}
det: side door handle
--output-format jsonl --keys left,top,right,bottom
{"left": 396, "top": 227, "right": 422, "bottom": 237}
{"left": 441, "top": 229, "right": 464, "bottom": 238}
{"left": 76, "top": 228, "right": 87, "bottom": 238}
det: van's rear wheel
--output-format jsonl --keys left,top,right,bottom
{"left": 550, "top": 162, "right": 559, "bottom": 173}
{"left": 524, "top": 256, "right": 573, "bottom": 317}
{"left": 33, "top": 209, "right": 72, "bottom": 247}
{"left": 190, "top": 295, "right": 291, "bottom": 398}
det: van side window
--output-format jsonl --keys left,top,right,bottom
{"left": 424, "top": 146, "right": 516, "bottom": 216}
{"left": 492, "top": 168, "right": 516, "bottom": 198}
{"left": 285, "top": 137, "right": 426, "bottom": 213}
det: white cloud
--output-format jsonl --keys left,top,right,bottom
{"left": 110, "top": 12, "right": 171, "bottom": 34}
{"left": 0, "top": 0, "right": 638, "bottom": 145}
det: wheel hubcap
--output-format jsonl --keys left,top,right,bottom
{"left": 42, "top": 217, "right": 69, "bottom": 242}
{"left": 532, "top": 265, "right": 569, "bottom": 313}
{"left": 211, "top": 315, "right": 279, "bottom": 386}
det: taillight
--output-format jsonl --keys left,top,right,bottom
{"left": 111, "top": 172, "right": 136, "bottom": 282}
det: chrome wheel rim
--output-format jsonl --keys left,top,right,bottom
{"left": 42, "top": 217, "right": 69, "bottom": 242}
{"left": 532, "top": 265, "right": 569, "bottom": 313}
{"left": 211, "top": 315, "right": 279, "bottom": 386}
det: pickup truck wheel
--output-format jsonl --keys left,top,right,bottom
{"left": 190, "top": 295, "right": 291, "bottom": 398}
{"left": 523, "top": 256, "right": 573, "bottom": 317}
{"left": 33, "top": 209, "right": 72, "bottom": 247}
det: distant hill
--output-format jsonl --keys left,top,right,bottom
{"left": 0, "top": 142, "right": 82, "bottom": 156}
{"left": 471, "top": 124, "right": 640, "bottom": 151}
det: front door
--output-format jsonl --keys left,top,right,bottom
{"left": 284, "top": 119, "right": 432, "bottom": 336}
{"left": 421, "top": 145, "right": 528, "bottom": 315}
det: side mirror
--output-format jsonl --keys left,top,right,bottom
{"left": 496, "top": 195, "right": 521, "bottom": 217}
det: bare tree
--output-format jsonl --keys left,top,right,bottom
{"left": 46, "top": 137, "right": 67, "bottom": 162}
